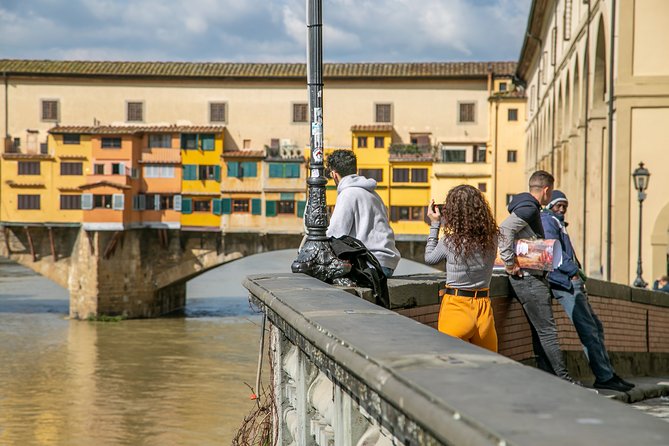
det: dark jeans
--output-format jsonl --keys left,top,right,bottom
{"left": 552, "top": 278, "right": 615, "bottom": 382}
{"left": 508, "top": 273, "right": 572, "bottom": 380}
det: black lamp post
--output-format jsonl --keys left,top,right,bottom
{"left": 632, "top": 162, "right": 650, "bottom": 288}
{"left": 291, "top": 0, "right": 349, "bottom": 283}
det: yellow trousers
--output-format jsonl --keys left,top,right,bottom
{"left": 438, "top": 294, "right": 498, "bottom": 352}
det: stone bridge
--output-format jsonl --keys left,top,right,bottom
{"left": 0, "top": 226, "right": 426, "bottom": 319}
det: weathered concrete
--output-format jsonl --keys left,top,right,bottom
{"left": 245, "top": 273, "right": 669, "bottom": 445}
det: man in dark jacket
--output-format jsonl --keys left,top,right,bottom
{"left": 542, "top": 190, "right": 634, "bottom": 392}
{"left": 499, "top": 171, "right": 577, "bottom": 384}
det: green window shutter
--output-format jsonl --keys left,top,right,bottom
{"left": 280, "top": 192, "right": 295, "bottom": 200}
{"left": 269, "top": 163, "right": 283, "bottom": 178}
{"left": 214, "top": 165, "right": 221, "bottom": 181}
{"left": 288, "top": 164, "right": 300, "bottom": 178}
{"left": 201, "top": 134, "right": 215, "bottom": 151}
{"left": 222, "top": 198, "right": 232, "bottom": 214}
{"left": 212, "top": 198, "right": 222, "bottom": 215}
{"left": 183, "top": 165, "right": 197, "bottom": 180}
{"left": 251, "top": 198, "right": 261, "bottom": 215}
{"left": 181, "top": 197, "right": 193, "bottom": 214}
{"left": 242, "top": 162, "right": 257, "bottom": 177}
{"left": 297, "top": 200, "right": 306, "bottom": 218}
{"left": 266, "top": 200, "right": 277, "bottom": 217}
{"left": 227, "top": 162, "right": 239, "bottom": 178}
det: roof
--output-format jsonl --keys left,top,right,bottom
{"left": 0, "top": 60, "right": 517, "bottom": 80}
{"left": 49, "top": 125, "right": 226, "bottom": 135}
{"left": 516, "top": 0, "right": 552, "bottom": 82}
{"left": 140, "top": 149, "right": 181, "bottom": 164}
{"left": 221, "top": 150, "right": 266, "bottom": 158}
{"left": 351, "top": 124, "right": 394, "bottom": 132}
{"left": 79, "top": 181, "right": 131, "bottom": 190}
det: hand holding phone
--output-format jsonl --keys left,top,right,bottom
{"left": 425, "top": 199, "right": 441, "bottom": 224}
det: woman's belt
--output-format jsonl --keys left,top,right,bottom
{"left": 440, "top": 287, "right": 490, "bottom": 298}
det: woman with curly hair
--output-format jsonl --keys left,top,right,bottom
{"left": 425, "top": 184, "right": 499, "bottom": 352}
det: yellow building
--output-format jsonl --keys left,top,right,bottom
{"left": 220, "top": 149, "right": 265, "bottom": 232}
{"left": 180, "top": 129, "right": 225, "bottom": 231}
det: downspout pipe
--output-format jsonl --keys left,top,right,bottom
{"left": 582, "top": 0, "right": 591, "bottom": 272}
{"left": 606, "top": 0, "right": 617, "bottom": 281}
{"left": 3, "top": 71, "right": 8, "bottom": 140}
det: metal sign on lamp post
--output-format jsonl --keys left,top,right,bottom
{"left": 632, "top": 162, "right": 650, "bottom": 288}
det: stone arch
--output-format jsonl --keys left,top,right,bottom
{"left": 651, "top": 202, "right": 669, "bottom": 278}
{"left": 593, "top": 16, "right": 607, "bottom": 110}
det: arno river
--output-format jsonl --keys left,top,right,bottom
{"left": 0, "top": 251, "right": 434, "bottom": 445}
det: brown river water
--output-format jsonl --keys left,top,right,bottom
{"left": 0, "top": 251, "right": 435, "bottom": 445}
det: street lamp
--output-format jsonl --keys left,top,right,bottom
{"left": 632, "top": 162, "right": 650, "bottom": 288}
{"left": 291, "top": 0, "right": 348, "bottom": 283}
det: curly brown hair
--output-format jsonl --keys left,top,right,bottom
{"left": 440, "top": 184, "right": 499, "bottom": 260}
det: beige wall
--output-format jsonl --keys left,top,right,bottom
{"left": 633, "top": 0, "right": 669, "bottom": 76}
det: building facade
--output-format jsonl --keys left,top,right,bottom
{"left": 517, "top": 0, "right": 669, "bottom": 284}
{"left": 0, "top": 60, "right": 521, "bottom": 240}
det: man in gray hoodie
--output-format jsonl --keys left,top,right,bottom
{"left": 499, "top": 170, "right": 577, "bottom": 384}
{"left": 325, "top": 150, "right": 400, "bottom": 277}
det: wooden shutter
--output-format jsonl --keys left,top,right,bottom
{"left": 183, "top": 165, "right": 197, "bottom": 180}
{"left": 251, "top": 198, "right": 261, "bottom": 215}
{"left": 181, "top": 197, "right": 192, "bottom": 214}
{"left": 212, "top": 198, "right": 222, "bottom": 215}
{"left": 242, "top": 162, "right": 257, "bottom": 177}
{"left": 81, "top": 193, "right": 93, "bottom": 210}
{"left": 227, "top": 162, "right": 239, "bottom": 178}
{"left": 269, "top": 163, "right": 283, "bottom": 178}
{"left": 154, "top": 194, "right": 161, "bottom": 211}
{"left": 297, "top": 200, "right": 306, "bottom": 218}
{"left": 112, "top": 194, "right": 125, "bottom": 210}
{"left": 214, "top": 165, "right": 221, "bottom": 181}
{"left": 222, "top": 198, "right": 232, "bottom": 214}
{"left": 174, "top": 195, "right": 182, "bottom": 211}
{"left": 266, "top": 200, "right": 277, "bottom": 217}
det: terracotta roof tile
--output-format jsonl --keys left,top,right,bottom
{"left": 350, "top": 124, "right": 394, "bottom": 132}
{"left": 79, "top": 181, "right": 131, "bottom": 190}
{"left": 49, "top": 125, "right": 225, "bottom": 135}
{"left": 0, "top": 60, "right": 517, "bottom": 80}
{"left": 221, "top": 150, "right": 266, "bottom": 158}
{"left": 140, "top": 149, "right": 181, "bottom": 164}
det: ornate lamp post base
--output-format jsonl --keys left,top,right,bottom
{"left": 291, "top": 239, "right": 353, "bottom": 285}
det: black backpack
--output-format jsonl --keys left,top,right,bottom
{"left": 329, "top": 235, "right": 390, "bottom": 309}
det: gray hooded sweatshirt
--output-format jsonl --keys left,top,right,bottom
{"left": 326, "top": 174, "right": 401, "bottom": 270}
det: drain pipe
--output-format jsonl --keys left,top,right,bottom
{"left": 582, "top": 0, "right": 591, "bottom": 272}
{"left": 606, "top": 0, "right": 617, "bottom": 281}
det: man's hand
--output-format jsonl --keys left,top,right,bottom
{"left": 505, "top": 260, "right": 522, "bottom": 277}
{"left": 426, "top": 199, "right": 441, "bottom": 224}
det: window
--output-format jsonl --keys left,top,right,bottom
{"left": 390, "top": 206, "right": 425, "bottom": 222}
{"left": 60, "top": 162, "right": 83, "bottom": 175}
{"left": 478, "top": 182, "right": 487, "bottom": 193}
{"left": 60, "top": 195, "right": 81, "bottom": 210}
{"left": 101, "top": 137, "right": 122, "bottom": 149}
{"left": 127, "top": 101, "right": 144, "bottom": 122}
{"left": 144, "top": 165, "right": 175, "bottom": 178}
{"left": 181, "top": 134, "right": 198, "bottom": 150}
{"left": 160, "top": 195, "right": 175, "bottom": 210}
{"left": 18, "top": 194, "right": 40, "bottom": 210}
{"left": 441, "top": 147, "right": 467, "bottom": 163}
{"left": 508, "top": 108, "right": 518, "bottom": 121}
{"left": 268, "top": 163, "right": 300, "bottom": 178}
{"left": 357, "top": 136, "right": 368, "bottom": 148}
{"left": 458, "top": 102, "right": 476, "bottom": 123}
{"left": 41, "top": 100, "right": 59, "bottom": 121}
{"left": 111, "top": 163, "right": 124, "bottom": 175}
{"left": 94, "top": 164, "right": 105, "bottom": 175}
{"left": 499, "top": 82, "right": 507, "bottom": 92}
{"left": 193, "top": 200, "right": 211, "bottom": 212}
{"left": 375, "top": 103, "right": 392, "bottom": 123}
{"left": 292, "top": 103, "right": 308, "bottom": 123}
{"left": 374, "top": 137, "right": 384, "bottom": 148}
{"left": 227, "top": 161, "right": 258, "bottom": 178}
{"left": 18, "top": 161, "right": 40, "bottom": 175}
{"left": 199, "top": 165, "right": 217, "bottom": 180}
{"left": 277, "top": 200, "right": 295, "bottom": 214}
{"left": 563, "top": 0, "right": 572, "bottom": 40}
{"left": 63, "top": 134, "right": 80, "bottom": 145}
{"left": 243, "top": 139, "right": 251, "bottom": 149}
{"left": 93, "top": 195, "right": 113, "bottom": 209}
{"left": 232, "top": 199, "right": 250, "bottom": 213}
{"left": 149, "top": 134, "right": 171, "bottom": 148}
{"left": 507, "top": 150, "right": 518, "bottom": 163}
{"left": 411, "top": 168, "right": 428, "bottom": 183}
{"left": 358, "top": 169, "right": 383, "bottom": 182}
{"left": 474, "top": 145, "right": 487, "bottom": 163}
{"left": 392, "top": 168, "right": 409, "bottom": 182}
{"left": 210, "top": 102, "right": 227, "bottom": 123}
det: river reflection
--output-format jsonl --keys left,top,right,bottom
{"left": 0, "top": 250, "right": 436, "bottom": 445}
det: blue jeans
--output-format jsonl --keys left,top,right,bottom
{"left": 381, "top": 267, "right": 394, "bottom": 278}
{"left": 551, "top": 278, "right": 615, "bottom": 382}
{"left": 508, "top": 274, "right": 571, "bottom": 380}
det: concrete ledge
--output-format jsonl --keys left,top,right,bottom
{"left": 245, "top": 273, "right": 669, "bottom": 446}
